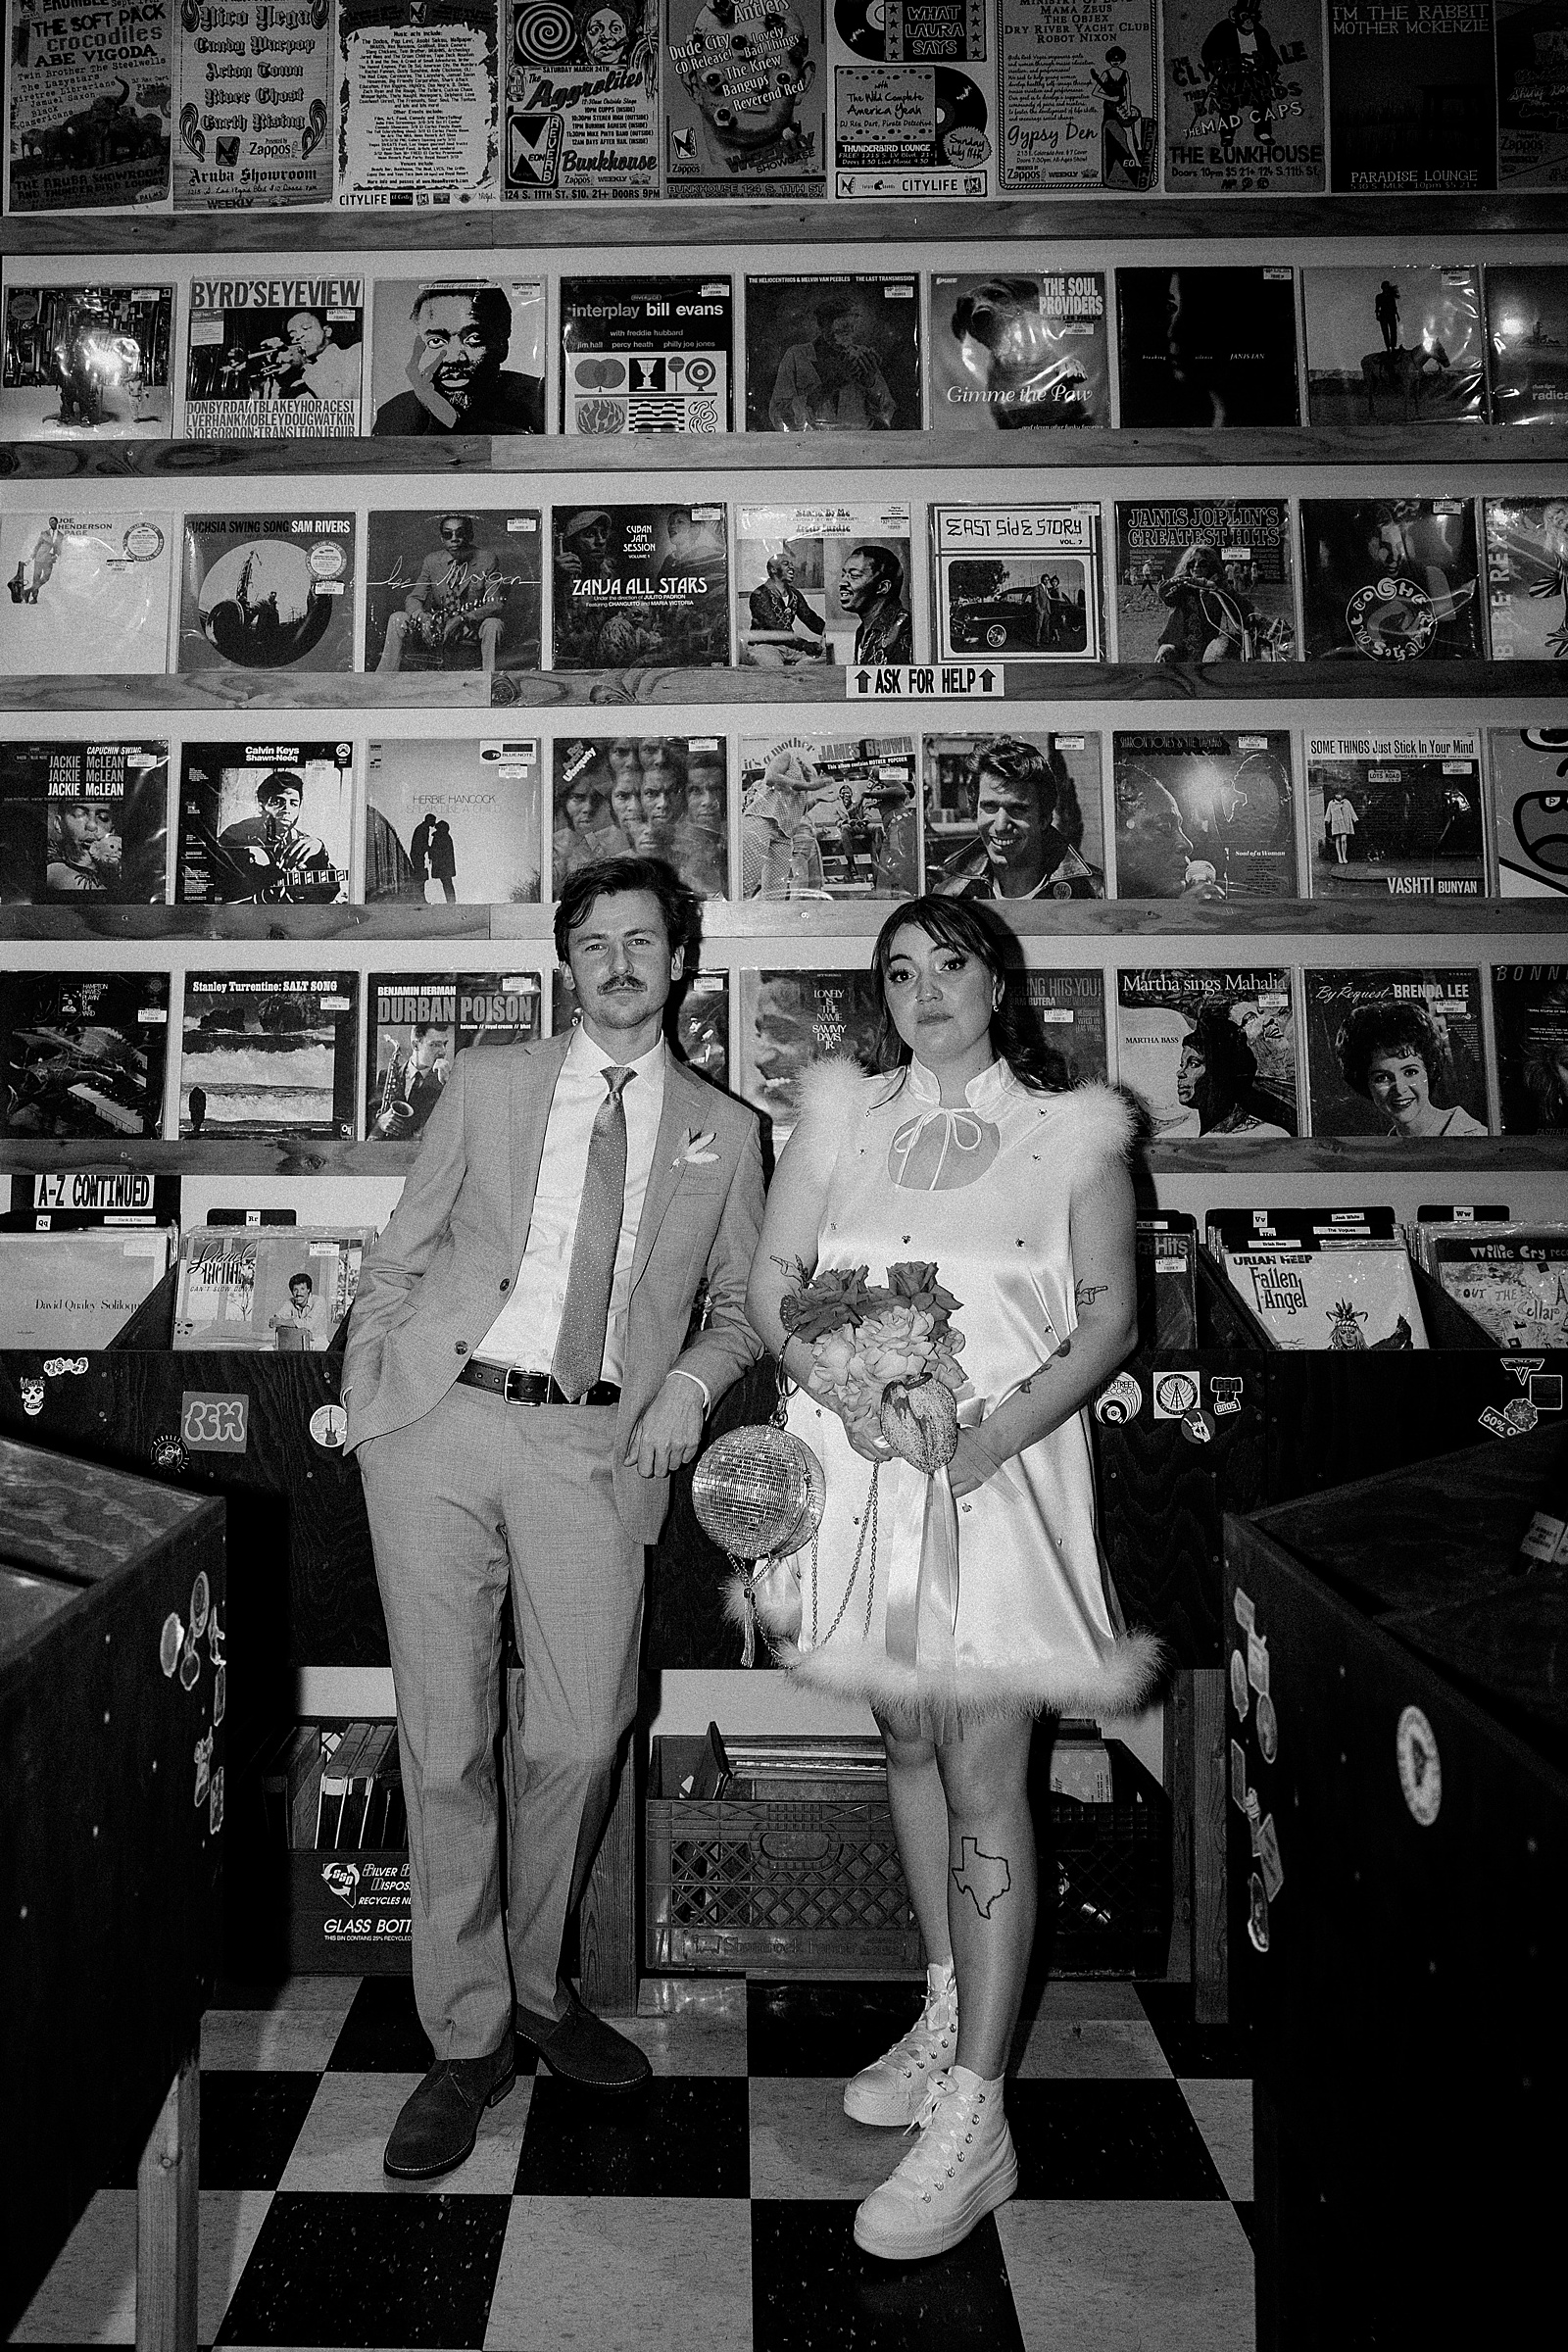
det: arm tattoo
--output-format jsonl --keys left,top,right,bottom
{"left": 1074, "top": 1280, "right": 1109, "bottom": 1309}
{"left": 952, "top": 1836, "right": 1013, "bottom": 1918}
{"left": 769, "top": 1253, "right": 795, "bottom": 1279}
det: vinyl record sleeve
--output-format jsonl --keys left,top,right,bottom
{"left": 1298, "top": 499, "right": 1483, "bottom": 663}
{"left": 366, "top": 971, "right": 542, "bottom": 1143}
{"left": 554, "top": 966, "right": 730, "bottom": 1091}
{"left": 367, "top": 736, "right": 542, "bottom": 906}
{"left": 1428, "top": 1225, "right": 1568, "bottom": 1344}
{"left": 1304, "top": 734, "right": 1484, "bottom": 903}
{"left": 738, "top": 730, "right": 915, "bottom": 900}
{"left": 745, "top": 273, "right": 919, "bottom": 431}
{"left": 337, "top": 0, "right": 498, "bottom": 205}
{"left": 178, "top": 513, "right": 355, "bottom": 673}
{"left": 368, "top": 278, "right": 545, "bottom": 437}
{"left": 561, "top": 275, "right": 732, "bottom": 434}
{"left": 1327, "top": 0, "right": 1495, "bottom": 193}
{"left": 0, "top": 1224, "right": 175, "bottom": 1350}
{"left": 1302, "top": 265, "right": 1486, "bottom": 426}
{"left": 172, "top": 0, "right": 333, "bottom": 210}
{"left": 1007, "top": 969, "right": 1109, "bottom": 1087}
{"left": 184, "top": 276, "right": 364, "bottom": 438}
{"left": 1115, "top": 266, "right": 1299, "bottom": 427}
{"left": 1496, "top": 0, "right": 1568, "bottom": 187}
{"left": 737, "top": 966, "right": 890, "bottom": 1134}
{"left": 1485, "top": 498, "right": 1568, "bottom": 660}
{"left": 1, "top": 969, "right": 171, "bottom": 1140}
{"left": 1489, "top": 728, "right": 1568, "bottom": 899}
{"left": 0, "top": 282, "right": 173, "bottom": 439}
{"left": 927, "top": 270, "right": 1108, "bottom": 429}
{"left": 7, "top": 0, "right": 172, "bottom": 214}
{"left": 931, "top": 505, "right": 1102, "bottom": 663}
{"left": 0, "top": 511, "right": 172, "bottom": 676}
{"left": 552, "top": 501, "right": 730, "bottom": 670}
{"left": 0, "top": 739, "right": 168, "bottom": 906}
{"left": 554, "top": 734, "right": 728, "bottom": 899}
{"left": 1218, "top": 1243, "right": 1427, "bottom": 1350}
{"left": 663, "top": 0, "right": 827, "bottom": 195}
{"left": 1486, "top": 264, "right": 1568, "bottom": 422}
{"left": 923, "top": 729, "right": 1103, "bottom": 901}
{"left": 504, "top": 0, "right": 660, "bottom": 200}
{"left": 1160, "top": 0, "right": 1325, "bottom": 192}
{"left": 1136, "top": 1217, "right": 1198, "bottom": 1350}
{"left": 364, "top": 509, "right": 542, "bottom": 674}
{"left": 1113, "top": 499, "right": 1295, "bottom": 663}
{"left": 1116, "top": 966, "right": 1298, "bottom": 1139}
{"left": 738, "top": 503, "right": 912, "bottom": 669}
{"left": 997, "top": 0, "right": 1156, "bottom": 191}
{"left": 176, "top": 740, "right": 354, "bottom": 906}
{"left": 179, "top": 968, "right": 359, "bottom": 1139}
{"left": 1303, "top": 967, "right": 1490, "bottom": 1139}
{"left": 1112, "top": 731, "right": 1297, "bottom": 901}
{"left": 172, "top": 1226, "right": 369, "bottom": 1350}
{"left": 1492, "top": 961, "right": 1568, "bottom": 1129}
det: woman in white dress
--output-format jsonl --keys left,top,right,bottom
{"left": 746, "top": 896, "right": 1160, "bottom": 2262}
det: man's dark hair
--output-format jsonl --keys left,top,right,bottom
{"left": 257, "top": 769, "right": 304, "bottom": 805}
{"left": 411, "top": 284, "right": 512, "bottom": 356}
{"left": 849, "top": 542, "right": 904, "bottom": 597}
{"left": 289, "top": 1271, "right": 314, "bottom": 1294}
{"left": 554, "top": 853, "right": 702, "bottom": 964}
{"left": 969, "top": 734, "right": 1061, "bottom": 826}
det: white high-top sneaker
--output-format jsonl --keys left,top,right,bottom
{"left": 853, "top": 2065, "right": 1018, "bottom": 2261}
{"left": 844, "top": 1963, "right": 958, "bottom": 2127}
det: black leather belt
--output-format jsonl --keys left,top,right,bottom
{"left": 458, "top": 1360, "right": 619, "bottom": 1407}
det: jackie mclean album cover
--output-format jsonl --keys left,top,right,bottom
{"left": 0, "top": 739, "right": 169, "bottom": 905}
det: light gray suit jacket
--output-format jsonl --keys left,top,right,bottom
{"left": 342, "top": 1030, "right": 765, "bottom": 1544}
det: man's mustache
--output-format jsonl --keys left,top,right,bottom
{"left": 600, "top": 976, "right": 645, "bottom": 992}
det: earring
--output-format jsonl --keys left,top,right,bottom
{"left": 992, "top": 983, "right": 1004, "bottom": 1009}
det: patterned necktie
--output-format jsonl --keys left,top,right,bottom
{"left": 551, "top": 1064, "right": 634, "bottom": 1400}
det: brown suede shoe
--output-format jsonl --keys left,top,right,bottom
{"left": 514, "top": 1986, "right": 651, "bottom": 2091}
{"left": 383, "top": 2038, "right": 515, "bottom": 2180}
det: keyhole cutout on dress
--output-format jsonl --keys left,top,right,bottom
{"left": 887, "top": 1107, "right": 1001, "bottom": 1192}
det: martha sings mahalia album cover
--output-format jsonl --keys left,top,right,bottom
{"left": 1115, "top": 966, "right": 1298, "bottom": 1140}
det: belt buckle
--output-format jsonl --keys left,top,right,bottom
{"left": 502, "top": 1365, "right": 530, "bottom": 1404}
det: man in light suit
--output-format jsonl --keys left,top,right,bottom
{"left": 345, "top": 856, "right": 763, "bottom": 2178}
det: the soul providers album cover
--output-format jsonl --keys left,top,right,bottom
{"left": 1485, "top": 265, "right": 1568, "bottom": 424}
{"left": 737, "top": 966, "right": 890, "bottom": 1134}
{"left": 363, "top": 509, "right": 542, "bottom": 674}
{"left": 1111, "top": 732, "right": 1298, "bottom": 900}
{"left": 179, "top": 969, "right": 360, "bottom": 1139}
{"left": 1, "top": 969, "right": 171, "bottom": 1139}
{"left": 366, "top": 737, "right": 542, "bottom": 906}
{"left": 1006, "top": 969, "right": 1109, "bottom": 1086}
{"left": 365, "top": 971, "right": 542, "bottom": 1143}
{"left": 555, "top": 965, "right": 729, "bottom": 1091}
{"left": 176, "top": 740, "right": 354, "bottom": 906}
{"left": 552, "top": 501, "right": 730, "bottom": 669}
{"left": 1115, "top": 265, "right": 1300, "bottom": 426}
{"left": 745, "top": 272, "right": 919, "bottom": 431}
{"left": 554, "top": 735, "right": 728, "bottom": 900}
{"left": 1304, "top": 733, "right": 1485, "bottom": 903}
{"left": 1484, "top": 498, "right": 1568, "bottom": 660}
{"left": 737, "top": 503, "right": 913, "bottom": 668}
{"left": 1492, "top": 962, "right": 1568, "bottom": 1131}
{"left": 1302, "top": 265, "right": 1486, "bottom": 426}
{"left": 369, "top": 278, "right": 546, "bottom": 436}
{"left": 561, "top": 275, "right": 732, "bottom": 433}
{"left": 923, "top": 730, "right": 1104, "bottom": 900}
{"left": 1298, "top": 499, "right": 1484, "bottom": 662}
{"left": 178, "top": 514, "right": 356, "bottom": 673}
{"left": 737, "top": 731, "right": 917, "bottom": 900}
{"left": 1303, "top": 967, "right": 1491, "bottom": 1139}
{"left": 184, "top": 275, "right": 365, "bottom": 438}
{"left": 1489, "top": 726, "right": 1568, "bottom": 898}
{"left": 663, "top": 0, "right": 827, "bottom": 197}
{"left": 1160, "top": 0, "right": 1326, "bottom": 194}
{"left": 0, "top": 283, "right": 173, "bottom": 439}
{"left": 997, "top": 0, "right": 1156, "bottom": 192}
{"left": 1113, "top": 499, "right": 1295, "bottom": 662}
{"left": 1116, "top": 966, "right": 1298, "bottom": 1139}
{"left": 1327, "top": 0, "right": 1495, "bottom": 194}
{"left": 0, "top": 739, "right": 168, "bottom": 905}
{"left": 931, "top": 505, "right": 1102, "bottom": 662}
{"left": 927, "top": 270, "right": 1109, "bottom": 429}
{"left": 0, "top": 511, "right": 172, "bottom": 676}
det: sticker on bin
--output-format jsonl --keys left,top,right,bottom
{"left": 1233, "top": 1587, "right": 1256, "bottom": 1632}
{"left": 1256, "top": 1690, "right": 1279, "bottom": 1764}
{"left": 1248, "top": 1629, "right": 1270, "bottom": 1697}
{"left": 181, "top": 1392, "right": 249, "bottom": 1453}
{"left": 193, "top": 1729, "right": 214, "bottom": 1807}
{"left": 1094, "top": 1370, "right": 1142, "bottom": 1425}
{"left": 1210, "top": 1375, "right": 1244, "bottom": 1415}
{"left": 1229, "top": 1647, "right": 1250, "bottom": 1722}
{"left": 1230, "top": 1738, "right": 1248, "bottom": 1809}
{"left": 1248, "top": 1872, "right": 1270, "bottom": 1953}
{"left": 1153, "top": 1369, "right": 1200, "bottom": 1421}
{"left": 1396, "top": 1704, "right": 1443, "bottom": 1827}
{"left": 1255, "top": 1813, "right": 1284, "bottom": 1901}
{"left": 159, "top": 1611, "right": 183, "bottom": 1677}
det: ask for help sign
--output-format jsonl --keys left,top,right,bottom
{"left": 848, "top": 663, "right": 1004, "bottom": 699}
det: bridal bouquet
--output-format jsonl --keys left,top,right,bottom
{"left": 781, "top": 1259, "right": 966, "bottom": 1468}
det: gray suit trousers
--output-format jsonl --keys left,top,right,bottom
{"left": 358, "top": 1380, "right": 644, "bottom": 2055}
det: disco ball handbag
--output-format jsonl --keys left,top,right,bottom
{"left": 691, "top": 1387, "right": 825, "bottom": 1666}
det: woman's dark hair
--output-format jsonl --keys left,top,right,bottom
{"left": 1336, "top": 1001, "right": 1441, "bottom": 1099}
{"left": 553, "top": 853, "right": 702, "bottom": 964}
{"left": 1184, "top": 1004, "right": 1257, "bottom": 1130}
{"left": 868, "top": 895, "right": 1067, "bottom": 1093}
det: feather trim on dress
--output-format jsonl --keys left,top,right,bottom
{"left": 753, "top": 1600, "right": 1164, "bottom": 1724}
{"left": 794, "top": 1057, "right": 1138, "bottom": 1170}
{"left": 792, "top": 1054, "right": 892, "bottom": 1134}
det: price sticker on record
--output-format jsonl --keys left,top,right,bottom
{"left": 181, "top": 1392, "right": 250, "bottom": 1454}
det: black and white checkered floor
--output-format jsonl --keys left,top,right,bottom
{"left": 11, "top": 1975, "right": 1255, "bottom": 2350}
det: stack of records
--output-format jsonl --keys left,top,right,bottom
{"left": 0, "top": 1221, "right": 175, "bottom": 1349}
{"left": 172, "top": 1224, "right": 374, "bottom": 1352}
{"left": 1410, "top": 1221, "right": 1568, "bottom": 1351}
{"left": 1206, "top": 1208, "right": 1427, "bottom": 1352}
{"left": 1135, "top": 1215, "right": 1199, "bottom": 1351}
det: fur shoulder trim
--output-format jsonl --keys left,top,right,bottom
{"left": 793, "top": 1054, "right": 886, "bottom": 1133}
{"left": 1036, "top": 1080, "right": 1140, "bottom": 1165}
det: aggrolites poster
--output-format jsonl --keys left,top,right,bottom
{"left": 505, "top": 0, "right": 659, "bottom": 199}
{"left": 1161, "top": 0, "right": 1324, "bottom": 193}
{"left": 664, "top": 0, "right": 826, "bottom": 195}
{"left": 7, "top": 0, "right": 172, "bottom": 213}
{"left": 184, "top": 276, "right": 364, "bottom": 438}
{"left": 998, "top": 0, "right": 1155, "bottom": 191}
{"left": 173, "top": 0, "right": 332, "bottom": 211}
{"left": 338, "top": 0, "right": 498, "bottom": 206}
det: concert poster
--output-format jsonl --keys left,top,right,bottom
{"left": 1161, "top": 0, "right": 1324, "bottom": 191}
{"left": 736, "top": 965, "right": 890, "bottom": 1135}
{"left": 184, "top": 274, "right": 364, "bottom": 438}
{"left": 1115, "top": 966, "right": 1298, "bottom": 1139}
{"left": 367, "top": 736, "right": 542, "bottom": 906}
{"left": 1007, "top": 971, "right": 1109, "bottom": 1086}
{"left": 1488, "top": 727, "right": 1568, "bottom": 899}
{"left": 1112, "top": 499, "right": 1295, "bottom": 662}
{"left": 931, "top": 505, "right": 1102, "bottom": 664}
{"left": 1486, "top": 263, "right": 1568, "bottom": 422}
{"left": 737, "top": 730, "right": 917, "bottom": 900}
{"left": 172, "top": 0, "right": 333, "bottom": 210}
{"left": 0, "top": 282, "right": 173, "bottom": 439}
{"left": 368, "top": 277, "right": 545, "bottom": 437}
{"left": 364, "top": 509, "right": 542, "bottom": 674}
{"left": 1111, "top": 731, "right": 1298, "bottom": 900}
{"left": 555, "top": 965, "right": 730, "bottom": 1089}
{"left": 1, "top": 969, "right": 171, "bottom": 1140}
{"left": 0, "top": 740, "right": 169, "bottom": 905}
{"left": 337, "top": 0, "right": 498, "bottom": 205}
{"left": 923, "top": 730, "right": 1104, "bottom": 900}
{"left": 1302, "top": 265, "right": 1486, "bottom": 426}
{"left": 505, "top": 0, "right": 660, "bottom": 200}
{"left": 7, "top": 0, "right": 172, "bottom": 213}
{"left": 663, "top": 0, "right": 827, "bottom": 197}
{"left": 1491, "top": 962, "right": 1568, "bottom": 1130}
{"left": 366, "top": 970, "right": 542, "bottom": 1142}
{"left": 745, "top": 272, "right": 919, "bottom": 431}
{"left": 1326, "top": 0, "right": 1496, "bottom": 193}
{"left": 831, "top": 0, "right": 994, "bottom": 198}
{"left": 1303, "top": 967, "right": 1490, "bottom": 1139}
{"left": 1497, "top": 0, "right": 1568, "bottom": 187}
{"left": 1304, "top": 733, "right": 1485, "bottom": 902}
{"left": 737, "top": 502, "right": 912, "bottom": 669}
{"left": 0, "top": 510, "right": 173, "bottom": 676}
{"left": 178, "top": 512, "right": 356, "bottom": 672}
{"left": 1484, "top": 498, "right": 1568, "bottom": 660}
{"left": 1116, "top": 266, "right": 1300, "bottom": 426}
{"left": 179, "top": 967, "right": 359, "bottom": 1138}
{"left": 560, "top": 275, "right": 732, "bottom": 433}
{"left": 997, "top": 0, "right": 1156, "bottom": 191}
{"left": 1298, "top": 498, "right": 1484, "bottom": 662}
{"left": 554, "top": 734, "right": 728, "bottom": 900}
{"left": 927, "top": 270, "right": 1109, "bottom": 429}
{"left": 551, "top": 501, "right": 730, "bottom": 669}
{"left": 176, "top": 739, "right": 354, "bottom": 906}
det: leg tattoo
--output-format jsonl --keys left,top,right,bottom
{"left": 952, "top": 1835, "right": 1012, "bottom": 1919}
